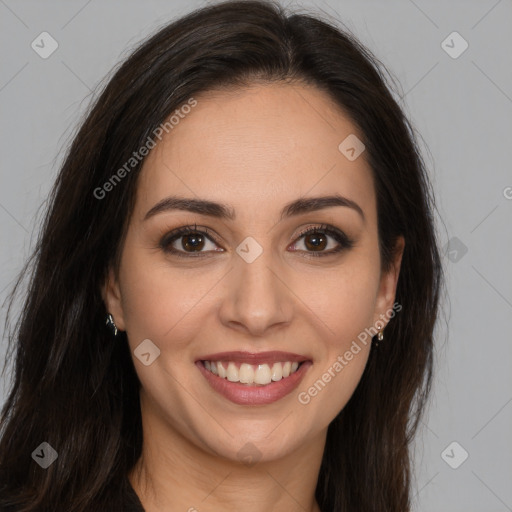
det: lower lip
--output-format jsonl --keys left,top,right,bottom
{"left": 196, "top": 360, "right": 312, "bottom": 406}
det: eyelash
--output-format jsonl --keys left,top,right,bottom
{"left": 159, "top": 223, "right": 354, "bottom": 259}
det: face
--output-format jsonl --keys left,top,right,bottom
{"left": 104, "top": 82, "right": 404, "bottom": 464}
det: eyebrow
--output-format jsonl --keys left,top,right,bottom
{"left": 143, "top": 194, "right": 365, "bottom": 223}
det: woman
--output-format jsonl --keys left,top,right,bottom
{"left": 0, "top": 1, "right": 444, "bottom": 510}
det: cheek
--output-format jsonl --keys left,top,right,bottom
{"left": 117, "top": 245, "right": 220, "bottom": 350}
{"left": 299, "top": 257, "right": 381, "bottom": 342}
{"left": 302, "top": 348, "right": 370, "bottom": 430}
{"left": 297, "top": 282, "right": 375, "bottom": 424}
{"left": 294, "top": 255, "right": 379, "bottom": 407}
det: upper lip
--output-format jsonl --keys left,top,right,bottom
{"left": 196, "top": 351, "right": 311, "bottom": 365}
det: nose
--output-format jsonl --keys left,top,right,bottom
{"left": 218, "top": 247, "right": 294, "bottom": 337}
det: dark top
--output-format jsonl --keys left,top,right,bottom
{"left": 125, "top": 477, "right": 145, "bottom": 511}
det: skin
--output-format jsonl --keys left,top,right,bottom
{"left": 103, "top": 81, "right": 404, "bottom": 512}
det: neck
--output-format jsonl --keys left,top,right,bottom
{"left": 128, "top": 395, "right": 326, "bottom": 512}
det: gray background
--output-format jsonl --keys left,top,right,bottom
{"left": 1, "top": 1, "right": 511, "bottom": 510}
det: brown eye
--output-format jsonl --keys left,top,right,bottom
{"left": 290, "top": 224, "right": 354, "bottom": 257}
{"left": 181, "top": 232, "right": 206, "bottom": 252}
{"left": 303, "top": 231, "right": 328, "bottom": 251}
{"left": 160, "top": 223, "right": 354, "bottom": 259}
{"left": 160, "top": 225, "right": 223, "bottom": 257}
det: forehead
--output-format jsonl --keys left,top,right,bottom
{"left": 136, "top": 82, "right": 376, "bottom": 223}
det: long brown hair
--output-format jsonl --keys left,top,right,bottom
{"left": 0, "top": 1, "right": 444, "bottom": 510}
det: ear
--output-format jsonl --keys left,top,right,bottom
{"left": 373, "top": 235, "right": 405, "bottom": 327}
{"left": 101, "top": 266, "right": 126, "bottom": 331}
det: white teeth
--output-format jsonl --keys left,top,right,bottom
{"left": 226, "top": 362, "right": 239, "bottom": 382}
{"left": 271, "top": 362, "right": 282, "bottom": 381}
{"left": 204, "top": 360, "right": 302, "bottom": 385}
{"left": 217, "top": 361, "right": 227, "bottom": 379}
{"left": 254, "top": 364, "right": 272, "bottom": 385}
{"left": 239, "top": 363, "right": 254, "bottom": 384}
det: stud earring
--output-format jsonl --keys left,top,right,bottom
{"left": 106, "top": 313, "right": 118, "bottom": 337}
{"left": 374, "top": 329, "right": 384, "bottom": 348}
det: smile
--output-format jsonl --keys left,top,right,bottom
{"left": 203, "top": 360, "right": 301, "bottom": 386}
{"left": 195, "top": 351, "right": 312, "bottom": 406}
